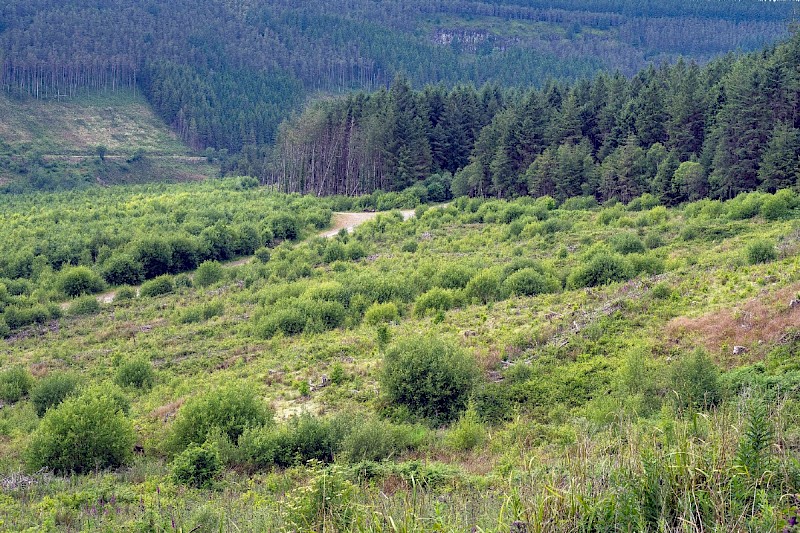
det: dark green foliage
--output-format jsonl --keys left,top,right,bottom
{"left": 102, "top": 254, "right": 144, "bottom": 286}
{"left": 67, "top": 295, "right": 100, "bottom": 316}
{"left": 194, "top": 261, "right": 224, "bottom": 288}
{"left": 139, "top": 275, "right": 175, "bottom": 297}
{"left": 26, "top": 386, "right": 135, "bottom": 473}
{"left": 115, "top": 359, "right": 155, "bottom": 390}
{"left": 254, "top": 247, "right": 271, "bottom": 263}
{"left": 58, "top": 266, "right": 105, "bottom": 297}
{"left": 239, "top": 414, "right": 348, "bottom": 468}
{"left": 0, "top": 365, "right": 33, "bottom": 403}
{"left": 115, "top": 286, "right": 136, "bottom": 301}
{"left": 381, "top": 336, "right": 479, "bottom": 423}
{"left": 169, "top": 385, "right": 272, "bottom": 452}
{"left": 341, "top": 418, "right": 424, "bottom": 462}
{"left": 434, "top": 264, "right": 474, "bottom": 290}
{"left": 270, "top": 214, "right": 300, "bottom": 241}
{"left": 669, "top": 349, "right": 721, "bottom": 411}
{"left": 610, "top": 233, "right": 646, "bottom": 255}
{"left": 746, "top": 239, "right": 778, "bottom": 265}
{"left": 502, "top": 268, "right": 560, "bottom": 296}
{"left": 171, "top": 443, "right": 221, "bottom": 489}
{"left": 31, "top": 373, "right": 80, "bottom": 417}
{"left": 735, "top": 399, "right": 774, "bottom": 482}
{"left": 567, "top": 253, "right": 633, "bottom": 289}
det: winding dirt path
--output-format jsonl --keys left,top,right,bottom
{"left": 65, "top": 208, "right": 420, "bottom": 307}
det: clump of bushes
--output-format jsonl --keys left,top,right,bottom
{"left": 381, "top": 336, "right": 480, "bottom": 423}
{"left": 256, "top": 299, "right": 346, "bottom": 338}
{"left": 0, "top": 365, "right": 33, "bottom": 403}
{"left": 115, "top": 358, "right": 155, "bottom": 389}
{"left": 669, "top": 349, "right": 721, "bottom": 411}
{"left": 745, "top": 239, "right": 778, "bottom": 265}
{"left": 31, "top": 372, "right": 80, "bottom": 417}
{"left": 168, "top": 385, "right": 272, "bottom": 452}
{"left": 464, "top": 270, "right": 502, "bottom": 304}
{"left": 179, "top": 300, "right": 225, "bottom": 324}
{"left": 26, "top": 385, "right": 135, "bottom": 473}
{"left": 611, "top": 233, "right": 646, "bottom": 255}
{"left": 139, "top": 275, "right": 175, "bottom": 297}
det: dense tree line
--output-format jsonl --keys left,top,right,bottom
{"left": 270, "top": 34, "right": 800, "bottom": 202}
{"left": 0, "top": 0, "right": 793, "bottom": 159}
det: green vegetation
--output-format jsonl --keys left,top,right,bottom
{"left": 0, "top": 183, "right": 799, "bottom": 531}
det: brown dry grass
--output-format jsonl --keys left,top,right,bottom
{"left": 665, "top": 282, "right": 800, "bottom": 366}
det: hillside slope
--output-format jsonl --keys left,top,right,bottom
{"left": 0, "top": 91, "right": 219, "bottom": 191}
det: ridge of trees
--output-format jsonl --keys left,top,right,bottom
{"left": 268, "top": 34, "right": 800, "bottom": 202}
{"left": 0, "top": 0, "right": 793, "bottom": 163}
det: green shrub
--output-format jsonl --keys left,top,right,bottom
{"left": 651, "top": 283, "right": 672, "bottom": 300}
{"left": 194, "top": 260, "right": 224, "bottom": 288}
{"left": 254, "top": 247, "right": 271, "bottom": 263}
{"left": 174, "top": 273, "right": 192, "bottom": 289}
{"left": 169, "top": 385, "right": 272, "bottom": 452}
{"left": 270, "top": 213, "right": 299, "bottom": 241}
{"left": 115, "top": 358, "right": 155, "bottom": 389}
{"left": 567, "top": 254, "right": 633, "bottom": 289}
{"left": 414, "top": 288, "right": 456, "bottom": 317}
{"left": 465, "top": 270, "right": 502, "bottom": 304}
{"left": 171, "top": 443, "right": 221, "bottom": 489}
{"left": 669, "top": 349, "right": 721, "bottom": 411}
{"left": 102, "top": 254, "right": 144, "bottom": 286}
{"left": 341, "top": 418, "right": 424, "bottom": 462}
{"left": 257, "top": 306, "right": 307, "bottom": 338}
{"left": 611, "top": 233, "right": 646, "bottom": 255}
{"left": 760, "top": 195, "right": 790, "bottom": 221}
{"left": 139, "top": 275, "right": 175, "bottom": 297}
{"left": 444, "top": 403, "right": 485, "bottom": 452}
{"left": 68, "top": 295, "right": 100, "bottom": 316}
{"left": 0, "top": 318, "right": 9, "bottom": 338}
{"left": 31, "top": 372, "right": 80, "bottom": 417}
{"left": 364, "top": 302, "right": 399, "bottom": 325}
{"left": 179, "top": 300, "right": 224, "bottom": 324}
{"left": 26, "top": 386, "right": 135, "bottom": 473}
{"left": 115, "top": 286, "right": 136, "bottom": 301}
{"left": 382, "top": 336, "right": 479, "bottom": 423}
{"left": 58, "top": 266, "right": 105, "bottom": 297}
{"left": 0, "top": 365, "right": 33, "bottom": 403}
{"left": 345, "top": 242, "right": 367, "bottom": 261}
{"left": 433, "top": 264, "right": 473, "bottom": 289}
{"left": 401, "top": 240, "right": 418, "bottom": 253}
{"left": 502, "top": 268, "right": 560, "bottom": 297}
{"left": 239, "top": 414, "right": 348, "bottom": 468}
{"left": 644, "top": 232, "right": 665, "bottom": 249}
{"left": 746, "top": 239, "right": 778, "bottom": 265}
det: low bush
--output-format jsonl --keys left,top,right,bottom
{"left": 239, "top": 414, "right": 348, "bottom": 468}
{"left": 57, "top": 266, "right": 105, "bottom": 297}
{"left": 31, "top": 372, "right": 80, "bottom": 417}
{"left": 171, "top": 443, "right": 221, "bottom": 488}
{"left": 341, "top": 418, "right": 425, "bottom": 462}
{"left": 381, "top": 336, "right": 480, "bottom": 423}
{"left": 611, "top": 233, "right": 646, "bottom": 255}
{"left": 465, "top": 270, "right": 502, "bottom": 304}
{"left": 194, "top": 261, "right": 224, "bottom": 288}
{"left": 669, "top": 349, "right": 721, "bottom": 411}
{"left": 364, "top": 302, "right": 399, "bottom": 325}
{"left": 444, "top": 404, "right": 486, "bottom": 452}
{"left": 68, "top": 295, "right": 100, "bottom": 316}
{"left": 414, "top": 288, "right": 456, "bottom": 317}
{"left": 169, "top": 385, "right": 272, "bottom": 452}
{"left": 0, "top": 365, "right": 33, "bottom": 403}
{"left": 115, "top": 286, "right": 136, "bottom": 301}
{"left": 115, "top": 358, "right": 155, "bottom": 389}
{"left": 139, "top": 275, "right": 175, "bottom": 297}
{"left": 567, "top": 253, "right": 633, "bottom": 289}
{"left": 746, "top": 239, "right": 777, "bottom": 265}
{"left": 502, "top": 268, "right": 560, "bottom": 297}
{"left": 26, "top": 386, "right": 135, "bottom": 473}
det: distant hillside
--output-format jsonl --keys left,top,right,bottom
{"left": 0, "top": 91, "right": 220, "bottom": 192}
{"left": 0, "top": 0, "right": 793, "bottom": 168}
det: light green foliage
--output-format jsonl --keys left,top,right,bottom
{"left": 414, "top": 288, "right": 457, "bottom": 316}
{"left": 465, "top": 270, "right": 502, "bottom": 304}
{"left": 194, "top": 260, "right": 224, "bottom": 288}
{"left": 445, "top": 403, "right": 486, "bottom": 451}
{"left": 381, "top": 336, "right": 479, "bottom": 423}
{"left": 171, "top": 442, "right": 222, "bottom": 488}
{"left": 364, "top": 302, "right": 399, "bottom": 325}
{"left": 502, "top": 268, "right": 560, "bottom": 296}
{"left": 0, "top": 366, "right": 33, "bottom": 403}
{"left": 114, "top": 358, "right": 155, "bottom": 390}
{"left": 746, "top": 239, "right": 778, "bottom": 264}
{"left": 26, "top": 386, "right": 135, "bottom": 473}
{"left": 30, "top": 372, "right": 80, "bottom": 417}
{"left": 168, "top": 385, "right": 272, "bottom": 452}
